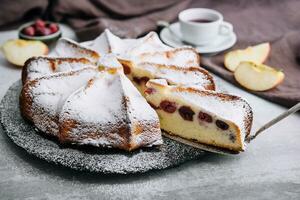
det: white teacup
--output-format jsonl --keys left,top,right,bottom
{"left": 179, "top": 8, "right": 233, "bottom": 46}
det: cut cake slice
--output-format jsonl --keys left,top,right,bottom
{"left": 124, "top": 62, "right": 215, "bottom": 95}
{"left": 144, "top": 79, "right": 253, "bottom": 152}
{"left": 59, "top": 70, "right": 162, "bottom": 151}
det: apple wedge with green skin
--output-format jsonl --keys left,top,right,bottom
{"left": 234, "top": 61, "right": 285, "bottom": 91}
{"left": 1, "top": 39, "right": 48, "bottom": 67}
{"left": 224, "top": 43, "right": 271, "bottom": 72}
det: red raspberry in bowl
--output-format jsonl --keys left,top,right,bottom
{"left": 23, "top": 26, "right": 35, "bottom": 36}
{"left": 35, "top": 19, "right": 46, "bottom": 28}
{"left": 36, "top": 26, "right": 51, "bottom": 36}
{"left": 48, "top": 23, "right": 59, "bottom": 34}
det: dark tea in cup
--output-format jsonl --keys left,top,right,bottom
{"left": 189, "top": 19, "right": 215, "bottom": 23}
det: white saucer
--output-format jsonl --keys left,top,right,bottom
{"left": 160, "top": 22, "right": 237, "bottom": 54}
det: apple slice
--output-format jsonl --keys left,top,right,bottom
{"left": 234, "top": 61, "right": 285, "bottom": 91}
{"left": 1, "top": 39, "right": 48, "bottom": 67}
{"left": 224, "top": 43, "right": 270, "bottom": 72}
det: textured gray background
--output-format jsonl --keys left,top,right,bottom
{"left": 0, "top": 26, "right": 300, "bottom": 200}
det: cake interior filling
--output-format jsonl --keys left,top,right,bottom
{"left": 145, "top": 86, "right": 244, "bottom": 151}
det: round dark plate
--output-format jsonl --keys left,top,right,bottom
{"left": 0, "top": 81, "right": 205, "bottom": 174}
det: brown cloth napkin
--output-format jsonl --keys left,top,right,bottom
{"left": 190, "top": 0, "right": 300, "bottom": 107}
{"left": 0, "top": 0, "right": 48, "bottom": 29}
{"left": 50, "top": 0, "right": 191, "bottom": 40}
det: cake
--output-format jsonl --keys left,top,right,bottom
{"left": 90, "top": 29, "right": 170, "bottom": 56}
{"left": 55, "top": 38, "right": 100, "bottom": 64}
{"left": 88, "top": 30, "right": 211, "bottom": 94}
{"left": 144, "top": 79, "right": 253, "bottom": 152}
{"left": 90, "top": 29, "right": 135, "bottom": 55}
{"left": 22, "top": 57, "right": 94, "bottom": 84}
{"left": 126, "top": 31, "right": 171, "bottom": 56}
{"left": 59, "top": 69, "right": 162, "bottom": 150}
{"left": 20, "top": 67, "right": 98, "bottom": 137}
{"left": 19, "top": 29, "right": 253, "bottom": 153}
{"left": 134, "top": 47, "right": 200, "bottom": 68}
{"left": 125, "top": 62, "right": 215, "bottom": 95}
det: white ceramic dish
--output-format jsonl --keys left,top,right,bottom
{"left": 160, "top": 22, "right": 237, "bottom": 54}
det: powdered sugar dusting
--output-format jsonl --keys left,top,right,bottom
{"left": 55, "top": 38, "right": 99, "bottom": 64}
{"left": 60, "top": 72, "right": 123, "bottom": 124}
{"left": 91, "top": 29, "right": 135, "bottom": 55}
{"left": 59, "top": 70, "right": 162, "bottom": 149}
{"left": 135, "top": 48, "right": 200, "bottom": 68}
{"left": 25, "top": 68, "right": 97, "bottom": 136}
{"left": 24, "top": 57, "right": 96, "bottom": 82}
{"left": 136, "top": 62, "right": 213, "bottom": 90}
{"left": 127, "top": 32, "right": 171, "bottom": 56}
{"left": 98, "top": 54, "right": 123, "bottom": 70}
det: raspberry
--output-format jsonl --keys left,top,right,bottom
{"left": 48, "top": 23, "right": 59, "bottom": 33}
{"left": 44, "top": 28, "right": 52, "bottom": 35}
{"left": 23, "top": 26, "right": 35, "bottom": 36}
{"left": 36, "top": 26, "right": 51, "bottom": 36}
{"left": 216, "top": 120, "right": 229, "bottom": 130}
{"left": 35, "top": 19, "right": 46, "bottom": 28}
{"left": 178, "top": 106, "right": 195, "bottom": 121}
{"left": 198, "top": 111, "right": 213, "bottom": 123}
{"left": 160, "top": 100, "right": 177, "bottom": 113}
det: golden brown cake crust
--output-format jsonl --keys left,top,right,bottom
{"left": 22, "top": 57, "right": 92, "bottom": 85}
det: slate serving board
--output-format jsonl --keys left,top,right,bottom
{"left": 0, "top": 81, "right": 205, "bottom": 174}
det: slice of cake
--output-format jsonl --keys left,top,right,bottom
{"left": 135, "top": 47, "right": 200, "bottom": 68}
{"left": 144, "top": 79, "right": 253, "bottom": 152}
{"left": 22, "top": 57, "right": 94, "bottom": 84}
{"left": 90, "top": 29, "right": 135, "bottom": 55}
{"left": 127, "top": 32, "right": 171, "bottom": 56}
{"left": 20, "top": 68, "right": 98, "bottom": 137}
{"left": 124, "top": 62, "right": 215, "bottom": 95}
{"left": 90, "top": 30, "right": 174, "bottom": 71}
{"left": 59, "top": 70, "right": 162, "bottom": 151}
{"left": 55, "top": 38, "right": 100, "bottom": 64}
